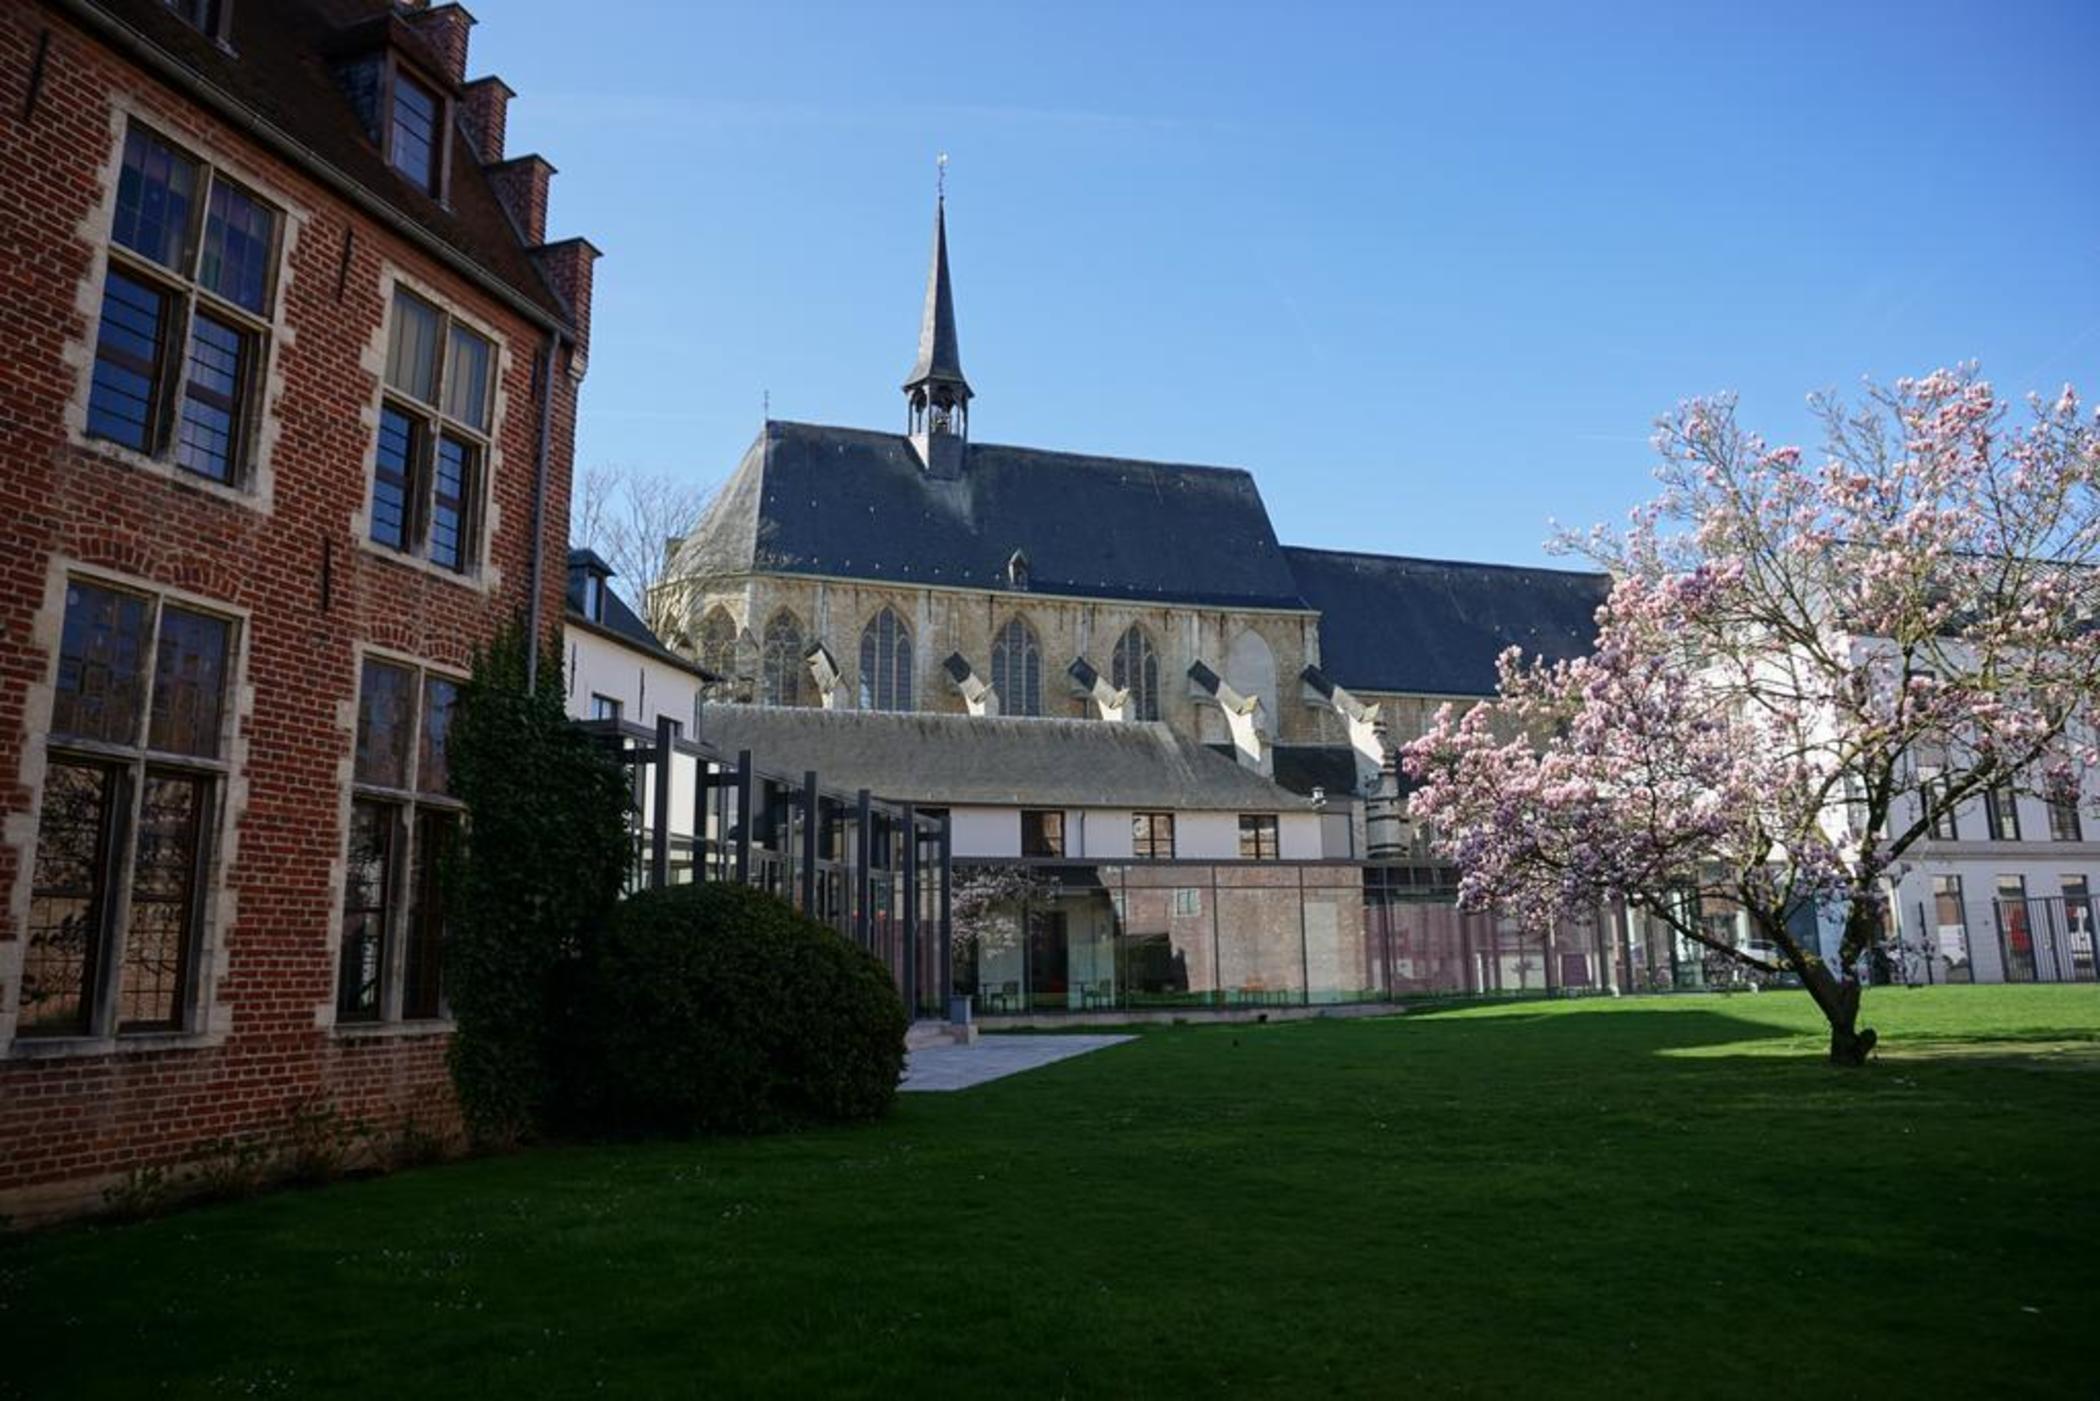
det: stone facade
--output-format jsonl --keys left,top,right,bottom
{"left": 673, "top": 570, "right": 1339, "bottom": 750}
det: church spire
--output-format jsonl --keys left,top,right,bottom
{"left": 904, "top": 156, "right": 971, "bottom": 465}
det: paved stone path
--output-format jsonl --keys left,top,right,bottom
{"left": 899, "top": 1034, "right": 1135, "bottom": 1092}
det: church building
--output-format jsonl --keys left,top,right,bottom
{"left": 657, "top": 192, "right": 1611, "bottom": 860}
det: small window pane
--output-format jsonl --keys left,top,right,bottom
{"left": 22, "top": 762, "right": 117, "bottom": 1037}
{"left": 52, "top": 581, "right": 152, "bottom": 745}
{"left": 148, "top": 606, "right": 232, "bottom": 758}
{"left": 389, "top": 73, "right": 439, "bottom": 192}
{"left": 1239, "top": 814, "right": 1278, "bottom": 860}
{"left": 404, "top": 809, "right": 456, "bottom": 1019}
{"left": 430, "top": 436, "right": 476, "bottom": 572}
{"left": 992, "top": 618, "right": 1042, "bottom": 717}
{"left": 87, "top": 269, "right": 170, "bottom": 452}
{"left": 1022, "top": 810, "right": 1064, "bottom": 859}
{"left": 371, "top": 405, "right": 420, "bottom": 550}
{"left": 175, "top": 311, "right": 250, "bottom": 484}
{"left": 761, "top": 611, "right": 804, "bottom": 707}
{"left": 198, "top": 176, "right": 277, "bottom": 314}
{"left": 859, "top": 608, "right": 913, "bottom": 712}
{"left": 120, "top": 772, "right": 206, "bottom": 1029}
{"left": 418, "top": 676, "right": 458, "bottom": 796}
{"left": 111, "top": 125, "right": 199, "bottom": 271}
{"left": 698, "top": 609, "right": 737, "bottom": 679}
{"left": 339, "top": 799, "right": 394, "bottom": 1021}
{"left": 443, "top": 325, "right": 492, "bottom": 431}
{"left": 384, "top": 290, "right": 442, "bottom": 403}
{"left": 355, "top": 658, "right": 416, "bottom": 789}
{"left": 1114, "top": 627, "right": 1161, "bottom": 722}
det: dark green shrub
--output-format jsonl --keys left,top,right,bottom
{"left": 559, "top": 883, "right": 907, "bottom": 1137}
{"left": 447, "top": 623, "right": 631, "bottom": 1146}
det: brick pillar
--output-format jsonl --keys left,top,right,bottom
{"left": 460, "top": 76, "right": 512, "bottom": 165}
{"left": 533, "top": 237, "right": 602, "bottom": 367}
{"left": 403, "top": 3, "right": 475, "bottom": 84}
{"left": 487, "top": 154, "right": 554, "bottom": 245}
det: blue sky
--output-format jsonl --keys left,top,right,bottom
{"left": 477, "top": 0, "right": 2100, "bottom": 568}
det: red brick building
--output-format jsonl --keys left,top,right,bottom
{"left": 0, "top": 0, "right": 596, "bottom": 1221}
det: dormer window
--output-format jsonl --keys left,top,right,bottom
{"left": 389, "top": 71, "right": 440, "bottom": 193}
{"left": 580, "top": 571, "right": 604, "bottom": 623}
{"left": 337, "top": 48, "right": 450, "bottom": 202}
{"left": 165, "top": 0, "right": 232, "bottom": 44}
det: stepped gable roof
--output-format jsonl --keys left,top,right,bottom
{"left": 673, "top": 420, "right": 1310, "bottom": 611}
{"left": 699, "top": 704, "right": 1310, "bottom": 812}
{"left": 1285, "top": 547, "right": 1610, "bottom": 698}
{"left": 85, "top": 0, "right": 568, "bottom": 323}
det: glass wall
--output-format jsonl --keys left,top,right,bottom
{"left": 956, "top": 862, "right": 1620, "bottom": 1014}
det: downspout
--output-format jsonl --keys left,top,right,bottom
{"left": 525, "top": 333, "right": 566, "bottom": 690}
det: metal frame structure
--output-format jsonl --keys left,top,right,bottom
{"left": 576, "top": 716, "right": 954, "bottom": 1019}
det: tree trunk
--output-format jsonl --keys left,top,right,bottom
{"left": 1801, "top": 960, "right": 1877, "bottom": 1066}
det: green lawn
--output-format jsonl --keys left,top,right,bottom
{"left": 5, "top": 987, "right": 2098, "bottom": 1399}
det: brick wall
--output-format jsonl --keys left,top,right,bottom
{"left": 0, "top": 9, "right": 579, "bottom": 1222}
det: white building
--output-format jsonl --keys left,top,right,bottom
{"left": 564, "top": 548, "right": 709, "bottom": 735}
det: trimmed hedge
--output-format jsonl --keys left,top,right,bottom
{"left": 558, "top": 883, "right": 908, "bottom": 1137}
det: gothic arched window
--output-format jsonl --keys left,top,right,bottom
{"left": 858, "top": 607, "right": 914, "bottom": 712}
{"left": 989, "top": 616, "right": 1043, "bottom": 717}
{"left": 1112, "top": 625, "right": 1161, "bottom": 722}
{"left": 696, "top": 607, "right": 737, "bottom": 681}
{"left": 760, "top": 609, "right": 804, "bottom": 708}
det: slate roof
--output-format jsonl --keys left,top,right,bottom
{"left": 904, "top": 198, "right": 968, "bottom": 397}
{"left": 673, "top": 421, "right": 1309, "bottom": 610}
{"left": 1285, "top": 548, "right": 1610, "bottom": 697}
{"left": 83, "top": 0, "right": 569, "bottom": 325}
{"left": 698, "top": 705, "right": 1311, "bottom": 811}
{"left": 565, "top": 550, "right": 712, "bottom": 679}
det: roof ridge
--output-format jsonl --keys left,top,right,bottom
{"left": 766, "top": 419, "right": 1261, "bottom": 482}
{"left": 1284, "top": 543, "right": 1611, "bottom": 581}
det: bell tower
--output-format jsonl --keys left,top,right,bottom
{"left": 904, "top": 156, "right": 972, "bottom": 479}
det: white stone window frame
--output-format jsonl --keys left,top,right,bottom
{"left": 355, "top": 268, "right": 509, "bottom": 593}
{"left": 64, "top": 101, "right": 303, "bottom": 515}
{"left": 2, "top": 561, "right": 252, "bottom": 1059}
{"left": 327, "top": 646, "right": 468, "bottom": 1034}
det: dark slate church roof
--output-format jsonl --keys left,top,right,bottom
{"left": 1285, "top": 548, "right": 1610, "bottom": 698}
{"left": 673, "top": 421, "right": 1309, "bottom": 610}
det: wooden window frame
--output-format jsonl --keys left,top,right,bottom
{"left": 341, "top": 656, "right": 464, "bottom": 1026}
{"left": 1132, "top": 811, "right": 1175, "bottom": 860}
{"left": 18, "top": 577, "right": 237, "bottom": 1043}
{"left": 375, "top": 52, "right": 454, "bottom": 203}
{"left": 1237, "top": 813, "right": 1279, "bottom": 861}
{"left": 372, "top": 284, "right": 494, "bottom": 575}
{"left": 1021, "top": 809, "right": 1066, "bottom": 859}
{"left": 87, "top": 120, "right": 279, "bottom": 491}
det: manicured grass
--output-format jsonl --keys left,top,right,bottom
{"left": 5, "top": 987, "right": 2098, "bottom": 1399}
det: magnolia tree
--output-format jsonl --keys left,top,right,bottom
{"left": 1403, "top": 368, "right": 2100, "bottom": 1064}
